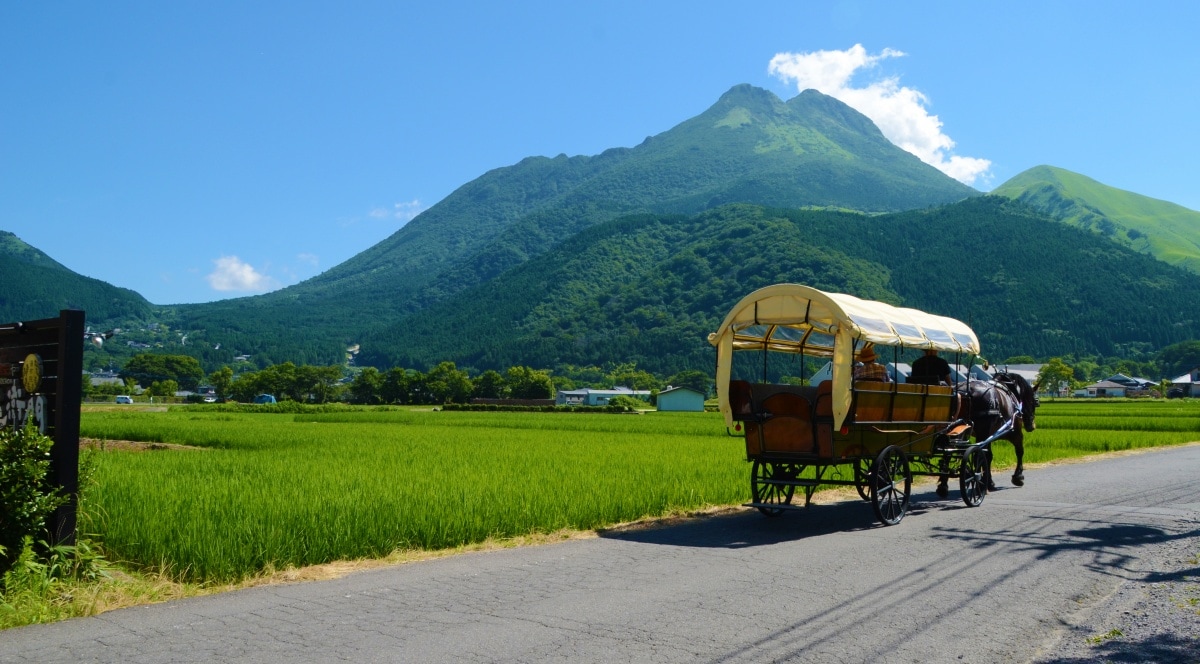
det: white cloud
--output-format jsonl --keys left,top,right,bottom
{"left": 367, "top": 199, "right": 424, "bottom": 224}
{"left": 296, "top": 252, "right": 319, "bottom": 267}
{"left": 205, "top": 256, "right": 279, "bottom": 292}
{"left": 391, "top": 199, "right": 424, "bottom": 222}
{"left": 768, "top": 44, "right": 990, "bottom": 186}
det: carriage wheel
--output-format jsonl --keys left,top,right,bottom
{"left": 751, "top": 460, "right": 796, "bottom": 517}
{"left": 853, "top": 458, "right": 871, "bottom": 501}
{"left": 958, "top": 445, "right": 988, "bottom": 508}
{"left": 870, "top": 446, "right": 911, "bottom": 526}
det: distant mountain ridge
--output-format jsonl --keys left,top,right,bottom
{"left": 0, "top": 230, "right": 152, "bottom": 324}
{"left": 992, "top": 165, "right": 1200, "bottom": 274}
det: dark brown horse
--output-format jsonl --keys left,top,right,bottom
{"left": 937, "top": 372, "right": 1039, "bottom": 496}
{"left": 965, "top": 372, "right": 1040, "bottom": 487}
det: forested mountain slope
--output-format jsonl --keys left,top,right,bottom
{"left": 0, "top": 230, "right": 152, "bottom": 324}
{"left": 992, "top": 165, "right": 1200, "bottom": 274}
{"left": 356, "top": 197, "right": 1200, "bottom": 375}
{"left": 167, "top": 85, "right": 978, "bottom": 364}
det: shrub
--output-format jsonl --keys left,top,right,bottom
{"left": 607, "top": 395, "right": 647, "bottom": 410}
{"left": 0, "top": 425, "right": 67, "bottom": 580}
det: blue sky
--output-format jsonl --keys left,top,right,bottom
{"left": 3, "top": 2, "right": 1198, "bottom": 305}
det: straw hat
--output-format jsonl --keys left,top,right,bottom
{"left": 858, "top": 344, "right": 877, "bottom": 362}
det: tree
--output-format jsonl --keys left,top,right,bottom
{"left": 425, "top": 362, "right": 472, "bottom": 404}
{"left": 350, "top": 367, "right": 383, "bottom": 404}
{"left": 148, "top": 379, "right": 179, "bottom": 398}
{"left": 505, "top": 366, "right": 554, "bottom": 399}
{"left": 606, "top": 362, "right": 660, "bottom": 391}
{"left": 230, "top": 370, "right": 268, "bottom": 403}
{"left": 1072, "top": 359, "right": 1101, "bottom": 383}
{"left": 296, "top": 365, "right": 342, "bottom": 403}
{"left": 1036, "top": 358, "right": 1074, "bottom": 395}
{"left": 1158, "top": 340, "right": 1200, "bottom": 377}
{"left": 472, "top": 370, "right": 507, "bottom": 399}
{"left": 666, "top": 369, "right": 712, "bottom": 396}
{"left": 380, "top": 368, "right": 412, "bottom": 404}
{"left": 121, "top": 354, "right": 204, "bottom": 391}
{"left": 208, "top": 366, "right": 234, "bottom": 401}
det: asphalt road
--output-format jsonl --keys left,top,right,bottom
{"left": 3, "top": 445, "right": 1198, "bottom": 664}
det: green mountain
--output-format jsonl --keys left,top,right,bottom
{"left": 992, "top": 165, "right": 1200, "bottom": 274}
{"left": 0, "top": 231, "right": 152, "bottom": 325}
{"left": 168, "top": 85, "right": 978, "bottom": 364}
{"left": 356, "top": 197, "right": 1200, "bottom": 374}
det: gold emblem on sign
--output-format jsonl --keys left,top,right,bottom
{"left": 22, "top": 354, "right": 43, "bottom": 393}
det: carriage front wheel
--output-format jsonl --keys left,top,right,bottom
{"left": 959, "top": 445, "right": 988, "bottom": 508}
{"left": 751, "top": 460, "right": 797, "bottom": 517}
{"left": 870, "top": 446, "right": 911, "bottom": 526}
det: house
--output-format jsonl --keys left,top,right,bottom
{"left": 656, "top": 386, "right": 705, "bottom": 412}
{"left": 1083, "top": 380, "right": 1127, "bottom": 397}
{"left": 555, "top": 387, "right": 651, "bottom": 406}
{"left": 1168, "top": 368, "right": 1200, "bottom": 397}
{"left": 88, "top": 370, "right": 123, "bottom": 387}
{"left": 1098, "top": 373, "right": 1157, "bottom": 397}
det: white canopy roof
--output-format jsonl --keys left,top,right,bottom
{"left": 707, "top": 284, "right": 981, "bottom": 430}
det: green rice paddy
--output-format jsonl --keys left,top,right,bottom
{"left": 79, "top": 400, "right": 1200, "bottom": 582}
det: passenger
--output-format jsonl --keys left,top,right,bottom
{"left": 853, "top": 344, "right": 890, "bottom": 382}
{"left": 910, "top": 348, "right": 953, "bottom": 386}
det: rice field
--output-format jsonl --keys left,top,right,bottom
{"left": 78, "top": 400, "right": 1200, "bottom": 582}
{"left": 80, "top": 409, "right": 746, "bottom": 581}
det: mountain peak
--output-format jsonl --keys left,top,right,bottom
{"left": 716, "top": 84, "right": 784, "bottom": 106}
{"left": 0, "top": 230, "right": 70, "bottom": 272}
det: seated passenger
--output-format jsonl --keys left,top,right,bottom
{"left": 853, "top": 344, "right": 890, "bottom": 382}
{"left": 910, "top": 348, "right": 952, "bottom": 386}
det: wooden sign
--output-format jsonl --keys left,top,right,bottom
{"left": 0, "top": 310, "right": 84, "bottom": 544}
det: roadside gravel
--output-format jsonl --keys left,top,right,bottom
{"left": 1032, "top": 514, "right": 1200, "bottom": 663}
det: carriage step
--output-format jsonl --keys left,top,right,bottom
{"left": 743, "top": 502, "right": 805, "bottom": 511}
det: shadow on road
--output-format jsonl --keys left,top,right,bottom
{"left": 1037, "top": 633, "right": 1198, "bottom": 664}
{"left": 930, "top": 515, "right": 1200, "bottom": 582}
{"left": 600, "top": 486, "right": 980, "bottom": 549}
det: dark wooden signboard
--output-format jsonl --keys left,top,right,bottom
{"left": 0, "top": 310, "right": 84, "bottom": 544}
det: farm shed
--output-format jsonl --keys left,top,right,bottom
{"left": 555, "top": 387, "right": 651, "bottom": 406}
{"left": 656, "top": 386, "right": 705, "bottom": 412}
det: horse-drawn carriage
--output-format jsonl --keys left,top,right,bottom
{"left": 708, "top": 284, "right": 1037, "bottom": 526}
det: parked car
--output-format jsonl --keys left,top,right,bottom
{"left": 253, "top": 394, "right": 277, "bottom": 404}
{"left": 1167, "top": 387, "right": 1185, "bottom": 399}
{"left": 115, "top": 395, "right": 133, "bottom": 404}
{"left": 203, "top": 396, "right": 218, "bottom": 403}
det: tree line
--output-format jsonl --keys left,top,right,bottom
{"left": 89, "top": 354, "right": 716, "bottom": 405}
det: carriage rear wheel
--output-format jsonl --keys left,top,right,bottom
{"left": 751, "top": 460, "right": 797, "bottom": 517}
{"left": 853, "top": 458, "right": 871, "bottom": 501}
{"left": 870, "top": 446, "right": 911, "bottom": 526}
{"left": 959, "top": 445, "right": 988, "bottom": 508}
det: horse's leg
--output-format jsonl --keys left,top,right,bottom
{"left": 985, "top": 445, "right": 996, "bottom": 492}
{"left": 1011, "top": 430, "right": 1025, "bottom": 486}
